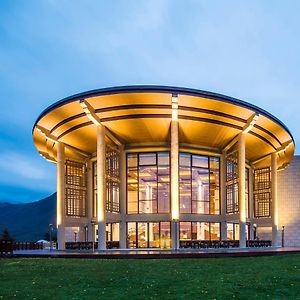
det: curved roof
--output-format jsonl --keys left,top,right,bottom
{"left": 32, "top": 85, "right": 295, "bottom": 168}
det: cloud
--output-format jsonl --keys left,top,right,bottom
{"left": 0, "top": 151, "right": 56, "bottom": 198}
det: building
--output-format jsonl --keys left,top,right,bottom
{"left": 32, "top": 86, "right": 298, "bottom": 250}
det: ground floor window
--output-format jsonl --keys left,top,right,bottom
{"left": 127, "top": 221, "right": 171, "bottom": 248}
{"left": 227, "top": 223, "right": 251, "bottom": 240}
{"left": 106, "top": 223, "right": 120, "bottom": 242}
{"left": 179, "top": 222, "right": 220, "bottom": 241}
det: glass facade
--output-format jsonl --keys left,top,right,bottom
{"left": 127, "top": 221, "right": 171, "bottom": 248}
{"left": 106, "top": 223, "right": 120, "bottom": 242}
{"left": 179, "top": 222, "right": 220, "bottom": 241}
{"left": 179, "top": 153, "right": 220, "bottom": 214}
{"left": 127, "top": 152, "right": 170, "bottom": 214}
{"left": 227, "top": 223, "right": 250, "bottom": 240}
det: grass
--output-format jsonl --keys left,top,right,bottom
{"left": 0, "top": 255, "right": 300, "bottom": 299}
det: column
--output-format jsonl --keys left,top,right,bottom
{"left": 238, "top": 133, "right": 247, "bottom": 248}
{"left": 248, "top": 165, "right": 255, "bottom": 240}
{"left": 171, "top": 95, "right": 179, "bottom": 250}
{"left": 97, "top": 125, "right": 106, "bottom": 250}
{"left": 220, "top": 152, "right": 227, "bottom": 240}
{"left": 271, "top": 152, "right": 278, "bottom": 246}
{"left": 87, "top": 159, "right": 94, "bottom": 241}
{"left": 57, "top": 142, "right": 66, "bottom": 250}
{"left": 119, "top": 146, "right": 127, "bottom": 249}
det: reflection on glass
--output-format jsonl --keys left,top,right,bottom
{"left": 139, "top": 153, "right": 156, "bottom": 166}
{"left": 139, "top": 166, "right": 157, "bottom": 214}
{"left": 149, "top": 222, "right": 160, "bottom": 248}
{"left": 160, "top": 222, "right": 171, "bottom": 248}
{"left": 127, "top": 154, "right": 138, "bottom": 214}
{"left": 127, "top": 222, "right": 171, "bottom": 248}
{"left": 180, "top": 222, "right": 220, "bottom": 241}
{"left": 227, "top": 223, "right": 234, "bottom": 240}
{"left": 234, "top": 223, "right": 240, "bottom": 241}
{"left": 138, "top": 222, "right": 148, "bottom": 248}
{"left": 127, "top": 152, "right": 170, "bottom": 214}
{"left": 106, "top": 223, "right": 120, "bottom": 241}
{"left": 180, "top": 153, "right": 220, "bottom": 215}
{"left": 127, "top": 222, "right": 136, "bottom": 248}
{"left": 210, "top": 157, "right": 220, "bottom": 215}
{"left": 210, "top": 223, "right": 220, "bottom": 240}
{"left": 180, "top": 222, "right": 192, "bottom": 240}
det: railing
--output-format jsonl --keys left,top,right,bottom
{"left": 0, "top": 240, "right": 13, "bottom": 256}
{"left": 179, "top": 240, "right": 272, "bottom": 249}
{"left": 13, "top": 242, "right": 44, "bottom": 251}
{"left": 65, "top": 241, "right": 120, "bottom": 250}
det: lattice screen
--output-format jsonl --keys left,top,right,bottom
{"left": 226, "top": 151, "right": 239, "bottom": 214}
{"left": 93, "top": 145, "right": 120, "bottom": 214}
{"left": 254, "top": 167, "right": 271, "bottom": 217}
{"left": 65, "top": 160, "right": 87, "bottom": 217}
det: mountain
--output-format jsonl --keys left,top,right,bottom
{"left": 0, "top": 193, "right": 56, "bottom": 241}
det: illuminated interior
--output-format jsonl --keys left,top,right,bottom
{"left": 32, "top": 86, "right": 295, "bottom": 250}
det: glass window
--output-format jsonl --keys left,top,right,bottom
{"left": 192, "top": 222, "right": 207, "bottom": 240}
{"left": 180, "top": 153, "right": 191, "bottom": 167}
{"left": 158, "top": 152, "right": 169, "bottom": 165}
{"left": 127, "top": 222, "right": 171, "bottom": 249}
{"left": 180, "top": 164, "right": 191, "bottom": 213}
{"left": 112, "top": 223, "right": 120, "bottom": 241}
{"left": 227, "top": 223, "right": 234, "bottom": 240}
{"left": 180, "top": 153, "right": 220, "bottom": 215}
{"left": 210, "top": 223, "right": 220, "bottom": 240}
{"left": 128, "top": 154, "right": 137, "bottom": 168}
{"left": 180, "top": 222, "right": 220, "bottom": 241}
{"left": 139, "top": 153, "right": 156, "bottom": 165}
{"left": 127, "top": 222, "right": 136, "bottom": 248}
{"left": 160, "top": 222, "right": 171, "bottom": 248}
{"left": 234, "top": 224, "right": 240, "bottom": 241}
{"left": 149, "top": 222, "right": 160, "bottom": 248}
{"left": 192, "top": 155, "right": 208, "bottom": 168}
{"left": 180, "top": 222, "right": 191, "bottom": 240}
{"left": 192, "top": 167, "right": 209, "bottom": 214}
{"left": 139, "top": 166, "right": 157, "bottom": 213}
{"left": 210, "top": 157, "right": 220, "bottom": 215}
{"left": 127, "top": 152, "right": 170, "bottom": 214}
{"left": 138, "top": 222, "right": 148, "bottom": 248}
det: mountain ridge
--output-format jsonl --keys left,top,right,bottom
{"left": 0, "top": 193, "right": 56, "bottom": 241}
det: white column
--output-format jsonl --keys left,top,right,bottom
{"left": 220, "top": 152, "right": 227, "bottom": 240}
{"left": 249, "top": 165, "right": 255, "bottom": 240}
{"left": 171, "top": 95, "right": 179, "bottom": 250}
{"left": 97, "top": 125, "right": 106, "bottom": 250}
{"left": 57, "top": 142, "right": 66, "bottom": 250}
{"left": 119, "top": 146, "right": 127, "bottom": 249}
{"left": 238, "top": 133, "right": 247, "bottom": 248}
{"left": 271, "top": 152, "right": 278, "bottom": 246}
{"left": 87, "top": 159, "right": 94, "bottom": 241}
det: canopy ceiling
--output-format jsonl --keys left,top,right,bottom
{"left": 33, "top": 86, "right": 295, "bottom": 169}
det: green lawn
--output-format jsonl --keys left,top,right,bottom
{"left": 0, "top": 255, "right": 300, "bottom": 299}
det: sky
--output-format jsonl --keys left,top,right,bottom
{"left": 0, "top": 0, "right": 300, "bottom": 203}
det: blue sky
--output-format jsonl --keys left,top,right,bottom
{"left": 0, "top": 1, "right": 299, "bottom": 203}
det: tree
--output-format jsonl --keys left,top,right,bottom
{"left": 0, "top": 228, "right": 15, "bottom": 241}
{"left": 43, "top": 230, "right": 57, "bottom": 242}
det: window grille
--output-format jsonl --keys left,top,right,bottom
{"left": 254, "top": 167, "right": 271, "bottom": 217}
{"left": 226, "top": 152, "right": 239, "bottom": 214}
{"left": 93, "top": 145, "right": 120, "bottom": 214}
{"left": 65, "top": 160, "right": 87, "bottom": 217}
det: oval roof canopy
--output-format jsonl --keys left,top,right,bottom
{"left": 32, "top": 85, "right": 295, "bottom": 169}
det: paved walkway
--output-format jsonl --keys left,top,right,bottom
{"left": 12, "top": 247, "right": 300, "bottom": 259}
